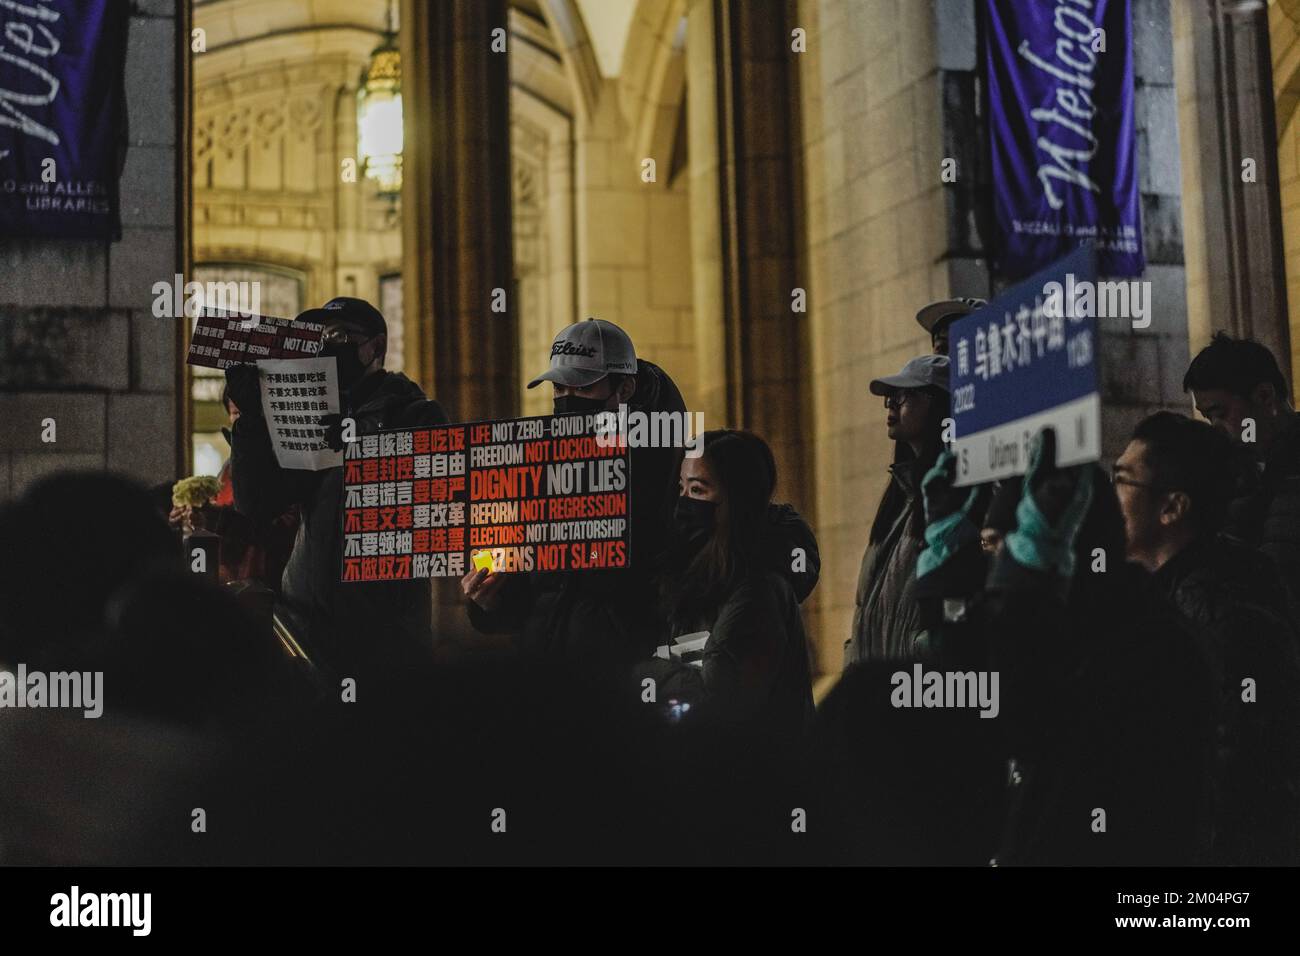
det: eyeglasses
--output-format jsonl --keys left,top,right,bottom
{"left": 321, "top": 325, "right": 373, "bottom": 346}
{"left": 883, "top": 392, "right": 916, "bottom": 410}
{"left": 1109, "top": 465, "right": 1169, "bottom": 493}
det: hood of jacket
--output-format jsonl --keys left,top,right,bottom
{"left": 762, "top": 503, "right": 821, "bottom": 603}
{"left": 346, "top": 370, "right": 432, "bottom": 428}
{"left": 630, "top": 359, "right": 686, "bottom": 416}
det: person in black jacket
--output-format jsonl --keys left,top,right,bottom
{"left": 461, "top": 319, "right": 688, "bottom": 697}
{"left": 636, "top": 429, "right": 816, "bottom": 736}
{"left": 225, "top": 297, "right": 448, "bottom": 682}
{"left": 846, "top": 354, "right": 952, "bottom": 665}
{"left": 1184, "top": 332, "right": 1300, "bottom": 605}
{"left": 911, "top": 431, "right": 1216, "bottom": 865}
{"left": 984, "top": 432, "right": 1217, "bottom": 865}
{"left": 1115, "top": 411, "right": 1300, "bottom": 864}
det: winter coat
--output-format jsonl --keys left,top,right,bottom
{"left": 1153, "top": 535, "right": 1300, "bottom": 865}
{"left": 846, "top": 459, "right": 927, "bottom": 665}
{"left": 465, "top": 361, "right": 688, "bottom": 689}
{"left": 986, "top": 555, "right": 1216, "bottom": 866}
{"left": 230, "top": 370, "right": 448, "bottom": 679}
{"left": 635, "top": 504, "right": 821, "bottom": 735}
{"left": 649, "top": 571, "right": 813, "bottom": 734}
{"left": 1225, "top": 414, "right": 1300, "bottom": 607}
{"left": 205, "top": 462, "right": 299, "bottom": 589}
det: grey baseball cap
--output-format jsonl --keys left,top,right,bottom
{"left": 869, "top": 354, "right": 951, "bottom": 395}
{"left": 527, "top": 317, "right": 638, "bottom": 389}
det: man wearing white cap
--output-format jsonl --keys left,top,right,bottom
{"left": 525, "top": 316, "right": 641, "bottom": 412}
{"left": 845, "top": 354, "right": 952, "bottom": 665}
{"left": 462, "top": 318, "right": 688, "bottom": 689}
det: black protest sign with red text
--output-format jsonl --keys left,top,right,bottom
{"left": 340, "top": 412, "right": 630, "bottom": 583}
{"left": 186, "top": 308, "right": 324, "bottom": 370}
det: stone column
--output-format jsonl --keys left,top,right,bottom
{"left": 402, "top": 0, "right": 517, "bottom": 422}
{"left": 1178, "top": 0, "right": 1292, "bottom": 373}
{"left": 401, "top": 0, "right": 517, "bottom": 646}
{"left": 710, "top": 0, "right": 812, "bottom": 512}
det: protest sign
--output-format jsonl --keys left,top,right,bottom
{"left": 257, "top": 357, "right": 343, "bottom": 471}
{"left": 186, "top": 309, "right": 324, "bottom": 370}
{"left": 949, "top": 246, "right": 1101, "bottom": 487}
{"left": 340, "top": 412, "right": 631, "bottom": 583}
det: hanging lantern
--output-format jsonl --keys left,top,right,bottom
{"left": 357, "top": 3, "right": 402, "bottom": 198}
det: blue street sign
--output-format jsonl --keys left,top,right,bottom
{"left": 949, "top": 246, "right": 1102, "bottom": 486}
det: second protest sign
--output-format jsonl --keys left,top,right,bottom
{"left": 340, "top": 412, "right": 631, "bottom": 582}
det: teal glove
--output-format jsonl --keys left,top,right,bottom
{"left": 1003, "top": 428, "right": 1092, "bottom": 579}
{"left": 917, "top": 450, "right": 981, "bottom": 579}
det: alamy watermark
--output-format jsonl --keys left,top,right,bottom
{"left": 1042, "top": 272, "right": 1152, "bottom": 329}
{"left": 50, "top": 886, "right": 150, "bottom": 936}
{"left": 0, "top": 664, "right": 103, "bottom": 718}
{"left": 151, "top": 273, "right": 261, "bottom": 320}
{"left": 890, "top": 663, "right": 1000, "bottom": 719}
{"left": 594, "top": 404, "right": 705, "bottom": 459}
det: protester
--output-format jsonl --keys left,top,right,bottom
{"left": 974, "top": 430, "right": 1216, "bottom": 865}
{"left": 634, "top": 430, "right": 815, "bottom": 735}
{"left": 1114, "top": 411, "right": 1300, "bottom": 864}
{"left": 846, "top": 354, "right": 951, "bottom": 664}
{"left": 1184, "top": 332, "right": 1300, "bottom": 594}
{"left": 169, "top": 387, "right": 298, "bottom": 589}
{"left": 915, "top": 297, "right": 987, "bottom": 356}
{"left": 225, "top": 296, "right": 448, "bottom": 681}
{"left": 460, "top": 319, "right": 689, "bottom": 694}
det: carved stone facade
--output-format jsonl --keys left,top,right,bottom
{"left": 191, "top": 16, "right": 402, "bottom": 334}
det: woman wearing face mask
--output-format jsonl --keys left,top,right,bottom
{"left": 639, "top": 429, "right": 815, "bottom": 735}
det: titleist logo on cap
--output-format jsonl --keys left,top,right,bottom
{"left": 552, "top": 341, "right": 597, "bottom": 358}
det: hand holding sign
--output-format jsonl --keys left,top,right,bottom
{"left": 1002, "top": 426, "right": 1095, "bottom": 580}
{"left": 320, "top": 413, "right": 346, "bottom": 452}
{"left": 461, "top": 567, "right": 507, "bottom": 611}
{"left": 1025, "top": 428, "right": 1086, "bottom": 527}
{"left": 257, "top": 357, "right": 344, "bottom": 471}
{"left": 922, "top": 449, "right": 976, "bottom": 524}
{"left": 224, "top": 364, "right": 262, "bottom": 418}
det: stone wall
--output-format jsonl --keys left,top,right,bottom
{"left": 0, "top": 3, "right": 184, "bottom": 501}
{"left": 795, "top": 0, "right": 950, "bottom": 690}
{"left": 573, "top": 77, "right": 697, "bottom": 408}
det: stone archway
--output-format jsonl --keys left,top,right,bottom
{"left": 618, "top": 0, "right": 690, "bottom": 164}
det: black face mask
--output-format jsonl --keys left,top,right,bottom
{"left": 553, "top": 394, "right": 609, "bottom": 416}
{"left": 321, "top": 340, "right": 368, "bottom": 390}
{"left": 673, "top": 495, "right": 718, "bottom": 542}
{"left": 221, "top": 426, "right": 232, "bottom": 447}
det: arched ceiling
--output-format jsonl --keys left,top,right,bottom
{"left": 574, "top": 0, "right": 638, "bottom": 76}
{"left": 193, "top": 0, "right": 681, "bottom": 139}
{"left": 193, "top": 0, "right": 391, "bottom": 85}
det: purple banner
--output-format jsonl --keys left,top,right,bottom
{"left": 0, "top": 0, "right": 128, "bottom": 240}
{"left": 984, "top": 0, "right": 1144, "bottom": 278}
